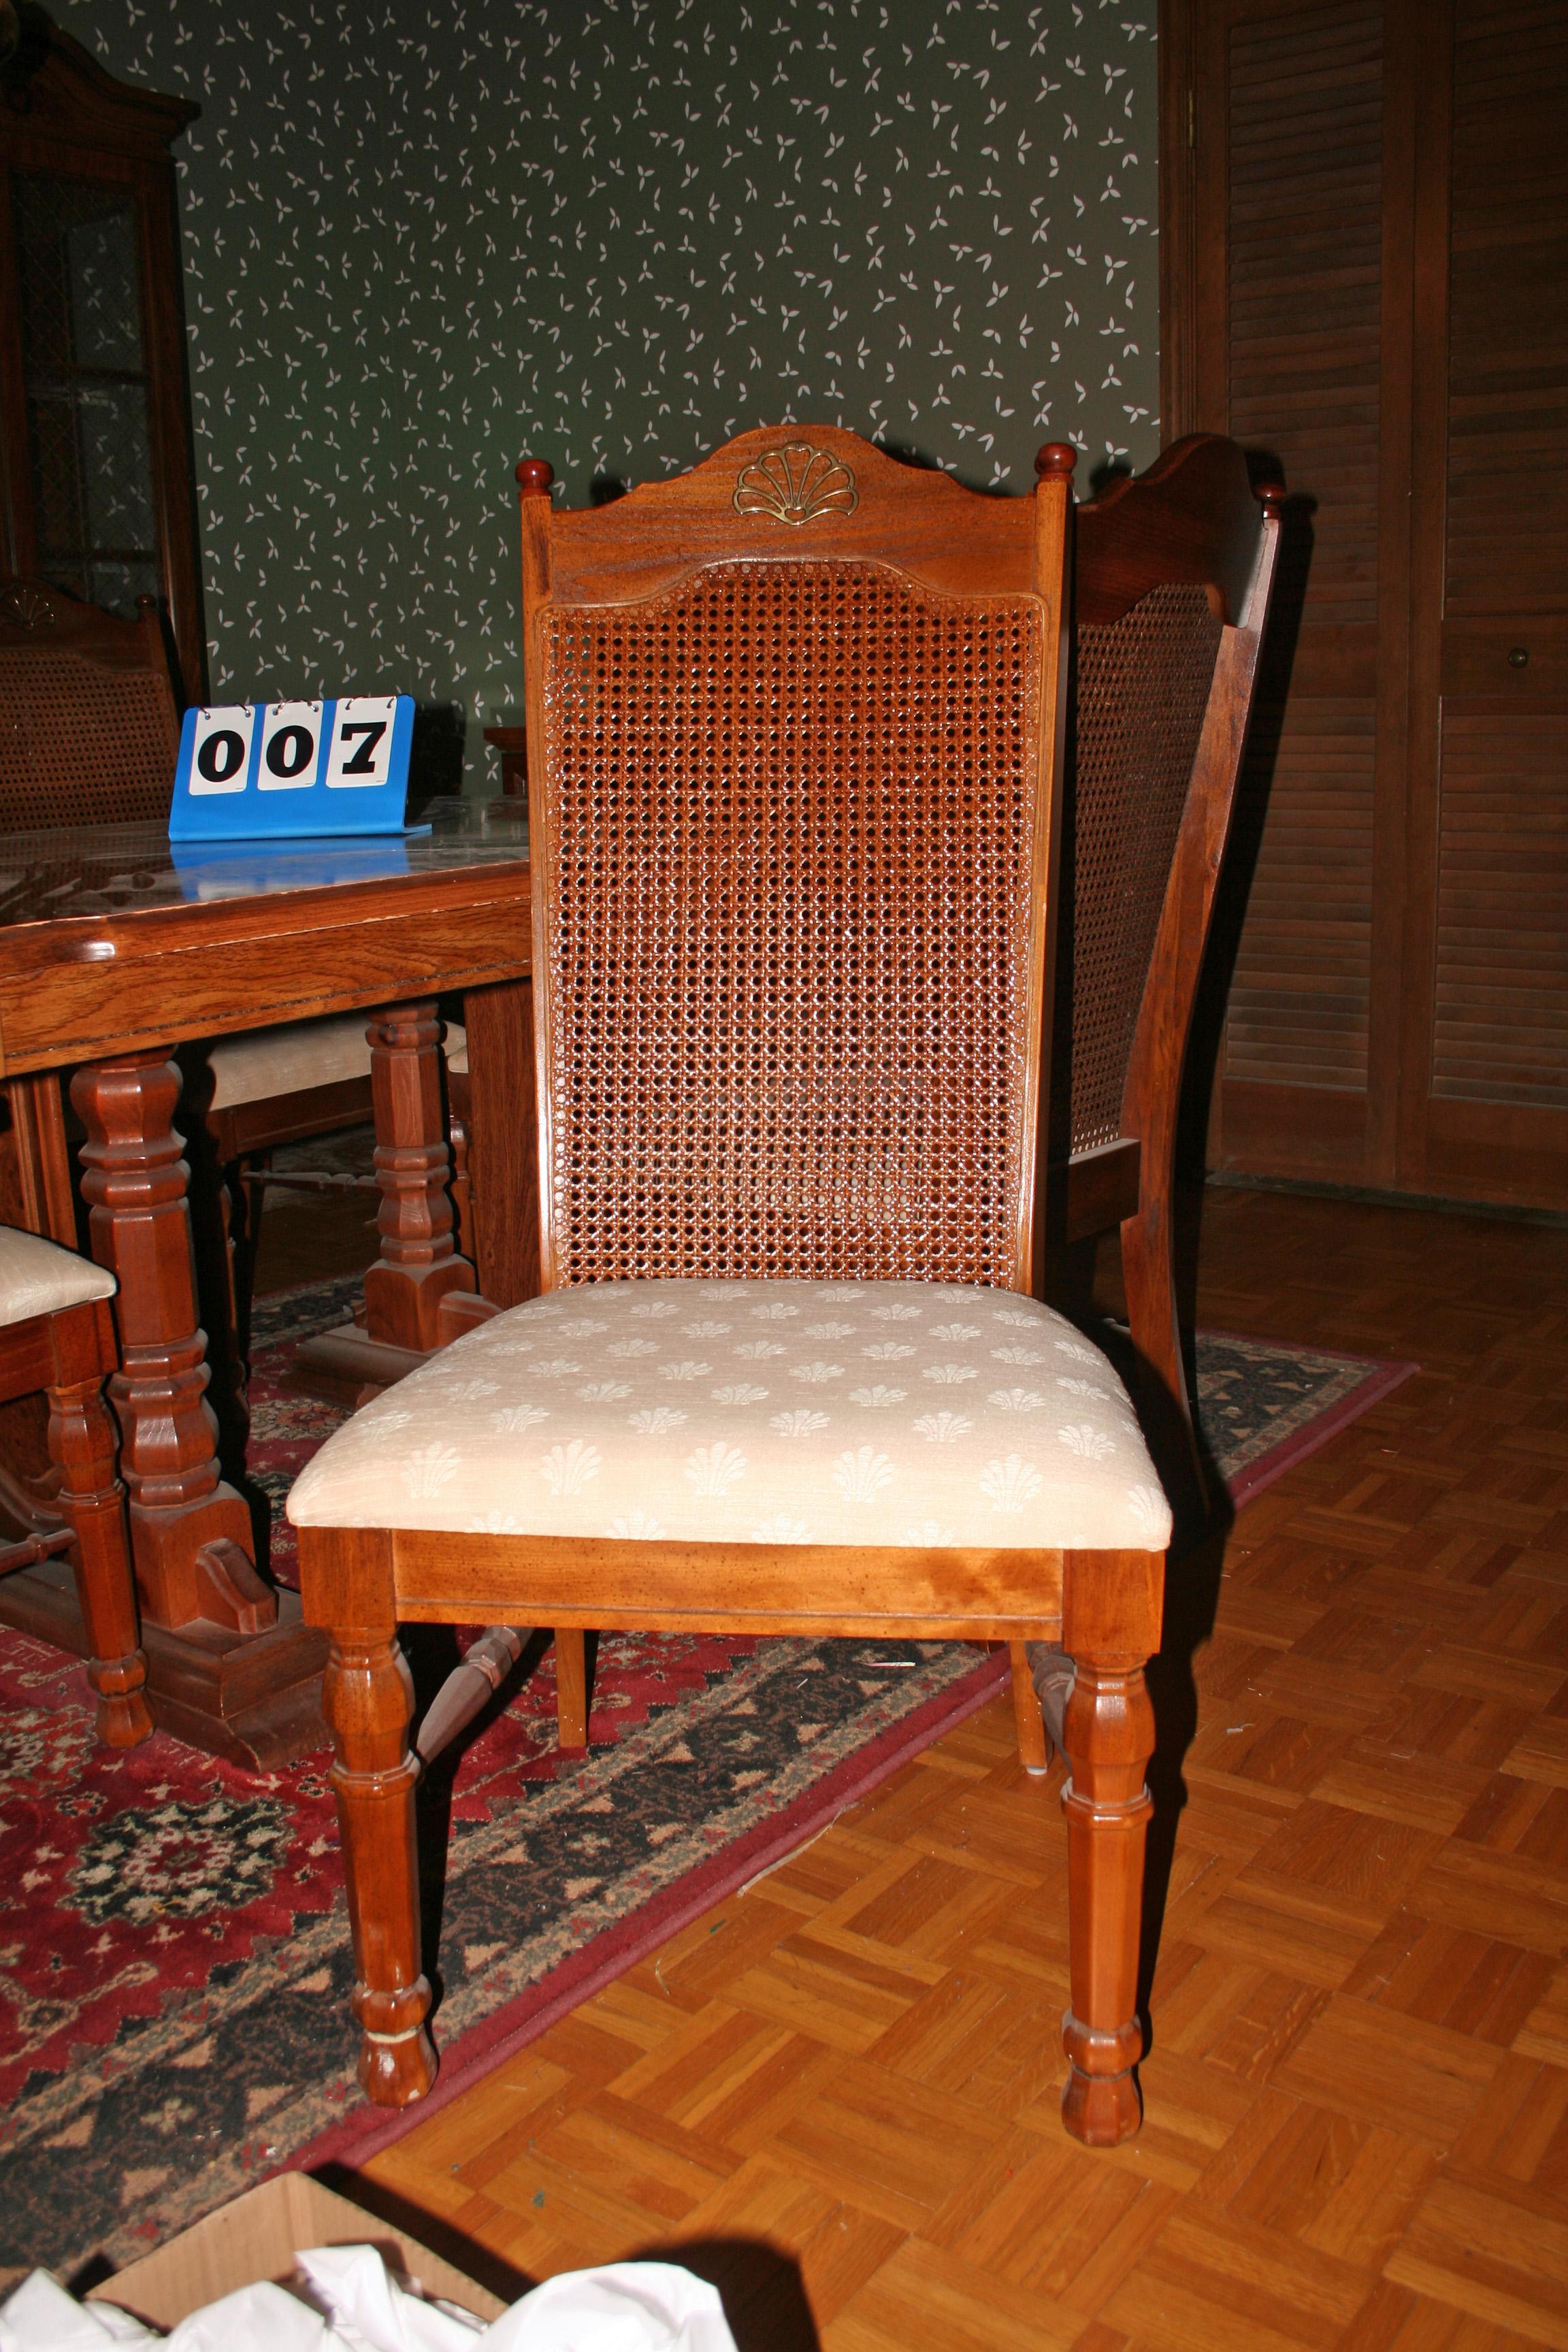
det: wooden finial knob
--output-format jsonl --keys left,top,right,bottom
{"left": 516, "top": 458, "right": 554, "bottom": 497}
{"left": 1258, "top": 479, "right": 1285, "bottom": 519}
{"left": 1034, "top": 442, "right": 1077, "bottom": 484}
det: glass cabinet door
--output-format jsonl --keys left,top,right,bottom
{"left": 0, "top": 16, "right": 203, "bottom": 697}
{"left": 13, "top": 172, "right": 159, "bottom": 619}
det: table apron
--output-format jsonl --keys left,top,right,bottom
{"left": 0, "top": 898, "right": 530, "bottom": 1074}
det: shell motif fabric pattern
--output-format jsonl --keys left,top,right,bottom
{"left": 287, "top": 1279, "right": 1173, "bottom": 1552}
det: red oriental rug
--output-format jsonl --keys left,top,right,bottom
{"left": 0, "top": 1281, "right": 1414, "bottom": 2279}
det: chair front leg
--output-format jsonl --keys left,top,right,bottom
{"left": 323, "top": 1627, "right": 437, "bottom": 2103}
{"left": 555, "top": 1625, "right": 589, "bottom": 1750}
{"left": 46, "top": 1374, "right": 153, "bottom": 1749}
{"left": 1058, "top": 1651, "right": 1154, "bottom": 2147}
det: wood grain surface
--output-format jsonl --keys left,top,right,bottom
{"left": 359, "top": 1181, "right": 1568, "bottom": 2349}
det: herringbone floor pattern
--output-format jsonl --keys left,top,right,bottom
{"left": 350, "top": 1187, "right": 1568, "bottom": 2349}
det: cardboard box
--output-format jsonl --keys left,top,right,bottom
{"left": 84, "top": 2174, "right": 506, "bottom": 2334}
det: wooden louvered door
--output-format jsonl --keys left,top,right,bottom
{"left": 1412, "top": 3, "right": 1568, "bottom": 1201}
{"left": 1166, "top": 0, "right": 1568, "bottom": 1209}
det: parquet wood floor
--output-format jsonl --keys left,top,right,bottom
{"left": 344, "top": 1186, "right": 1568, "bottom": 2349}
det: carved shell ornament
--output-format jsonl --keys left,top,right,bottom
{"left": 0, "top": 584, "right": 48, "bottom": 631}
{"left": 734, "top": 442, "right": 858, "bottom": 525}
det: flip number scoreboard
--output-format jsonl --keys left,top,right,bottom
{"left": 169, "top": 696, "right": 417, "bottom": 840}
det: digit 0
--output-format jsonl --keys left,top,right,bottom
{"left": 196, "top": 730, "right": 246, "bottom": 783}
{"left": 265, "top": 724, "right": 316, "bottom": 779}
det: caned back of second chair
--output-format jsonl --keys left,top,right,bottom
{"left": 0, "top": 577, "right": 179, "bottom": 830}
{"left": 520, "top": 428, "right": 1073, "bottom": 1296}
{"left": 1060, "top": 438, "right": 1274, "bottom": 1166}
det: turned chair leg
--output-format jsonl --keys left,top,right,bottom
{"left": 555, "top": 1626, "right": 589, "bottom": 1750}
{"left": 1009, "top": 1640, "right": 1051, "bottom": 1775}
{"left": 47, "top": 1375, "right": 152, "bottom": 1748}
{"left": 324, "top": 1628, "right": 437, "bottom": 2104}
{"left": 1058, "top": 1652, "right": 1155, "bottom": 2147}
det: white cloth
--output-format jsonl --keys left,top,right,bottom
{"left": 288, "top": 1278, "right": 1172, "bottom": 1552}
{"left": 0, "top": 2251, "right": 736, "bottom": 2352}
{"left": 0, "top": 1227, "right": 115, "bottom": 1332}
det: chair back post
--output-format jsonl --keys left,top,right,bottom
{"left": 1028, "top": 442, "right": 1077, "bottom": 1298}
{"left": 517, "top": 427, "right": 1073, "bottom": 1300}
{"left": 1114, "top": 470, "right": 1283, "bottom": 1220}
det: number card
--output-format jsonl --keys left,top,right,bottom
{"left": 169, "top": 696, "right": 418, "bottom": 840}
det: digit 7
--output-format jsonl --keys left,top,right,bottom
{"left": 339, "top": 720, "right": 387, "bottom": 774}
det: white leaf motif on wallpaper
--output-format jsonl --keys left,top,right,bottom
{"left": 78, "top": 1, "right": 1156, "bottom": 768}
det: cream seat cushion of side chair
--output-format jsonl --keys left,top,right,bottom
{"left": 0, "top": 1226, "right": 116, "bottom": 1329}
{"left": 288, "top": 1279, "right": 1173, "bottom": 1552}
{"left": 206, "top": 1016, "right": 468, "bottom": 1110}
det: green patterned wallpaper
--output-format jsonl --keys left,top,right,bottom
{"left": 58, "top": 0, "right": 1159, "bottom": 776}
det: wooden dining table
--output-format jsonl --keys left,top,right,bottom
{"left": 0, "top": 799, "right": 536, "bottom": 1765}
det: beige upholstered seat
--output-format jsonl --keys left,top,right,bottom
{"left": 208, "top": 1016, "right": 468, "bottom": 1110}
{"left": 0, "top": 1226, "right": 116, "bottom": 1328}
{"left": 289, "top": 1279, "right": 1171, "bottom": 1551}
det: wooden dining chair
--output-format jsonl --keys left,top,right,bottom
{"left": 0, "top": 1223, "right": 152, "bottom": 1746}
{"left": 1045, "top": 440, "right": 1282, "bottom": 1447}
{"left": 289, "top": 424, "right": 1172, "bottom": 2147}
{"left": 0, "top": 574, "right": 471, "bottom": 1350}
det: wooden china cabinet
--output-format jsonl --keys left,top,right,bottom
{"left": 0, "top": 3, "right": 204, "bottom": 698}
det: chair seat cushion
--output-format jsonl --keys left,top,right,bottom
{"left": 0, "top": 1226, "right": 116, "bottom": 1329}
{"left": 288, "top": 1279, "right": 1173, "bottom": 1551}
{"left": 206, "top": 1016, "right": 468, "bottom": 1110}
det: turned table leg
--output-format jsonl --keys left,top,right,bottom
{"left": 47, "top": 1341, "right": 152, "bottom": 1748}
{"left": 323, "top": 1626, "right": 437, "bottom": 2103}
{"left": 362, "top": 1002, "right": 478, "bottom": 1352}
{"left": 70, "top": 1052, "right": 274, "bottom": 1635}
{"left": 1059, "top": 1652, "right": 1155, "bottom": 2146}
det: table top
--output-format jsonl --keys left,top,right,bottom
{"left": 0, "top": 798, "right": 533, "bottom": 1077}
{"left": 0, "top": 797, "right": 527, "bottom": 932}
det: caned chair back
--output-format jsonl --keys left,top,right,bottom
{"left": 519, "top": 427, "right": 1073, "bottom": 1298}
{"left": 0, "top": 575, "right": 179, "bottom": 830}
{"left": 1055, "top": 436, "right": 1277, "bottom": 1179}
